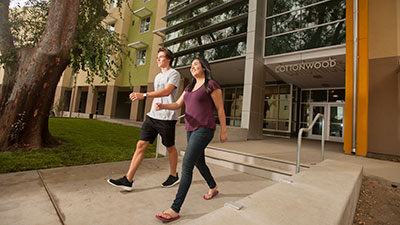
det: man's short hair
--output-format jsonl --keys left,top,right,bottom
{"left": 158, "top": 47, "right": 174, "bottom": 66}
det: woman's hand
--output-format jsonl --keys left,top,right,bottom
{"left": 220, "top": 131, "right": 228, "bottom": 143}
{"left": 155, "top": 103, "right": 164, "bottom": 111}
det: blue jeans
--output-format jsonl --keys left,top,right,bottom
{"left": 171, "top": 128, "right": 216, "bottom": 213}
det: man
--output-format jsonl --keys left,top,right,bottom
{"left": 107, "top": 48, "right": 181, "bottom": 191}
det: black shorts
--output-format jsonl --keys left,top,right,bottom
{"left": 140, "top": 115, "right": 177, "bottom": 147}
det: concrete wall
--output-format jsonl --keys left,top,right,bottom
{"left": 368, "top": 0, "right": 400, "bottom": 157}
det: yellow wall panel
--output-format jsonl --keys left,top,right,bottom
{"left": 356, "top": 0, "right": 369, "bottom": 156}
{"left": 344, "top": 0, "right": 369, "bottom": 156}
{"left": 356, "top": 38, "right": 369, "bottom": 156}
{"left": 358, "top": 0, "right": 369, "bottom": 39}
{"left": 344, "top": 45, "right": 354, "bottom": 154}
{"left": 344, "top": 0, "right": 354, "bottom": 154}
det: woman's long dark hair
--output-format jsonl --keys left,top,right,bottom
{"left": 187, "top": 57, "right": 217, "bottom": 94}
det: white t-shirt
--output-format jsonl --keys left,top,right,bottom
{"left": 147, "top": 68, "right": 181, "bottom": 121}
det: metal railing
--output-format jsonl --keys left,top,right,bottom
{"left": 296, "top": 113, "right": 325, "bottom": 173}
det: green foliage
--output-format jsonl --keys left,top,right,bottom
{"left": 71, "top": 0, "right": 128, "bottom": 84}
{"left": 0, "top": 118, "right": 158, "bottom": 173}
{"left": 2, "top": 0, "right": 130, "bottom": 84}
{"left": 9, "top": 0, "right": 48, "bottom": 49}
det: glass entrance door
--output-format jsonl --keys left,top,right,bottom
{"left": 309, "top": 104, "right": 326, "bottom": 139}
{"left": 308, "top": 103, "right": 344, "bottom": 142}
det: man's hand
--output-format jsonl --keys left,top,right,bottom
{"left": 129, "top": 92, "right": 136, "bottom": 101}
{"left": 129, "top": 92, "right": 145, "bottom": 101}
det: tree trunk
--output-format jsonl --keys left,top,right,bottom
{"left": 0, "top": 49, "right": 70, "bottom": 149}
{"left": 0, "top": 0, "right": 80, "bottom": 150}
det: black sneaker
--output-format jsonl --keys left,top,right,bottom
{"left": 107, "top": 176, "right": 134, "bottom": 191}
{"left": 161, "top": 173, "right": 180, "bottom": 188}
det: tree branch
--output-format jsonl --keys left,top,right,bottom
{"left": 38, "top": 0, "right": 80, "bottom": 56}
{"left": 60, "top": 0, "right": 80, "bottom": 56}
{"left": 0, "top": 0, "right": 15, "bottom": 56}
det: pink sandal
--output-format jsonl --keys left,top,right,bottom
{"left": 203, "top": 189, "right": 219, "bottom": 200}
{"left": 155, "top": 212, "right": 180, "bottom": 223}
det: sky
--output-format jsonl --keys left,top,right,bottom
{"left": 10, "top": 0, "right": 31, "bottom": 8}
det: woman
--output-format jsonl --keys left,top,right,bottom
{"left": 155, "top": 57, "right": 228, "bottom": 222}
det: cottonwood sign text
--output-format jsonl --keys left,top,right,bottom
{"left": 275, "top": 58, "right": 337, "bottom": 73}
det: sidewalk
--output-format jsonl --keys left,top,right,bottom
{"left": 0, "top": 157, "right": 275, "bottom": 225}
{"left": 2, "top": 149, "right": 399, "bottom": 225}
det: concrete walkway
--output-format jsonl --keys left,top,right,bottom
{"left": 0, "top": 157, "right": 275, "bottom": 225}
{"left": 1, "top": 141, "right": 399, "bottom": 225}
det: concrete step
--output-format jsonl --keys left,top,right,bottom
{"left": 181, "top": 146, "right": 311, "bottom": 181}
{"left": 206, "top": 146, "right": 311, "bottom": 174}
{"left": 204, "top": 154, "right": 293, "bottom": 181}
{"left": 186, "top": 159, "right": 363, "bottom": 225}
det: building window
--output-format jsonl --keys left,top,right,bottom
{"left": 173, "top": 40, "right": 247, "bottom": 67}
{"left": 165, "top": 2, "right": 248, "bottom": 41}
{"left": 109, "top": 0, "right": 117, "bottom": 9}
{"left": 263, "top": 84, "right": 294, "bottom": 136}
{"left": 218, "top": 87, "right": 243, "bottom": 127}
{"left": 328, "top": 89, "right": 345, "bottom": 102}
{"left": 265, "top": 0, "right": 346, "bottom": 56}
{"left": 136, "top": 49, "right": 146, "bottom": 65}
{"left": 140, "top": 17, "right": 151, "bottom": 33}
{"left": 167, "top": 0, "right": 190, "bottom": 15}
{"left": 165, "top": 0, "right": 249, "bottom": 67}
{"left": 107, "top": 23, "right": 115, "bottom": 32}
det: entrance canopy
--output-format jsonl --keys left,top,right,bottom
{"left": 176, "top": 56, "right": 245, "bottom": 86}
{"left": 264, "top": 45, "right": 346, "bottom": 88}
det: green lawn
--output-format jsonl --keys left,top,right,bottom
{"left": 0, "top": 118, "right": 157, "bottom": 173}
